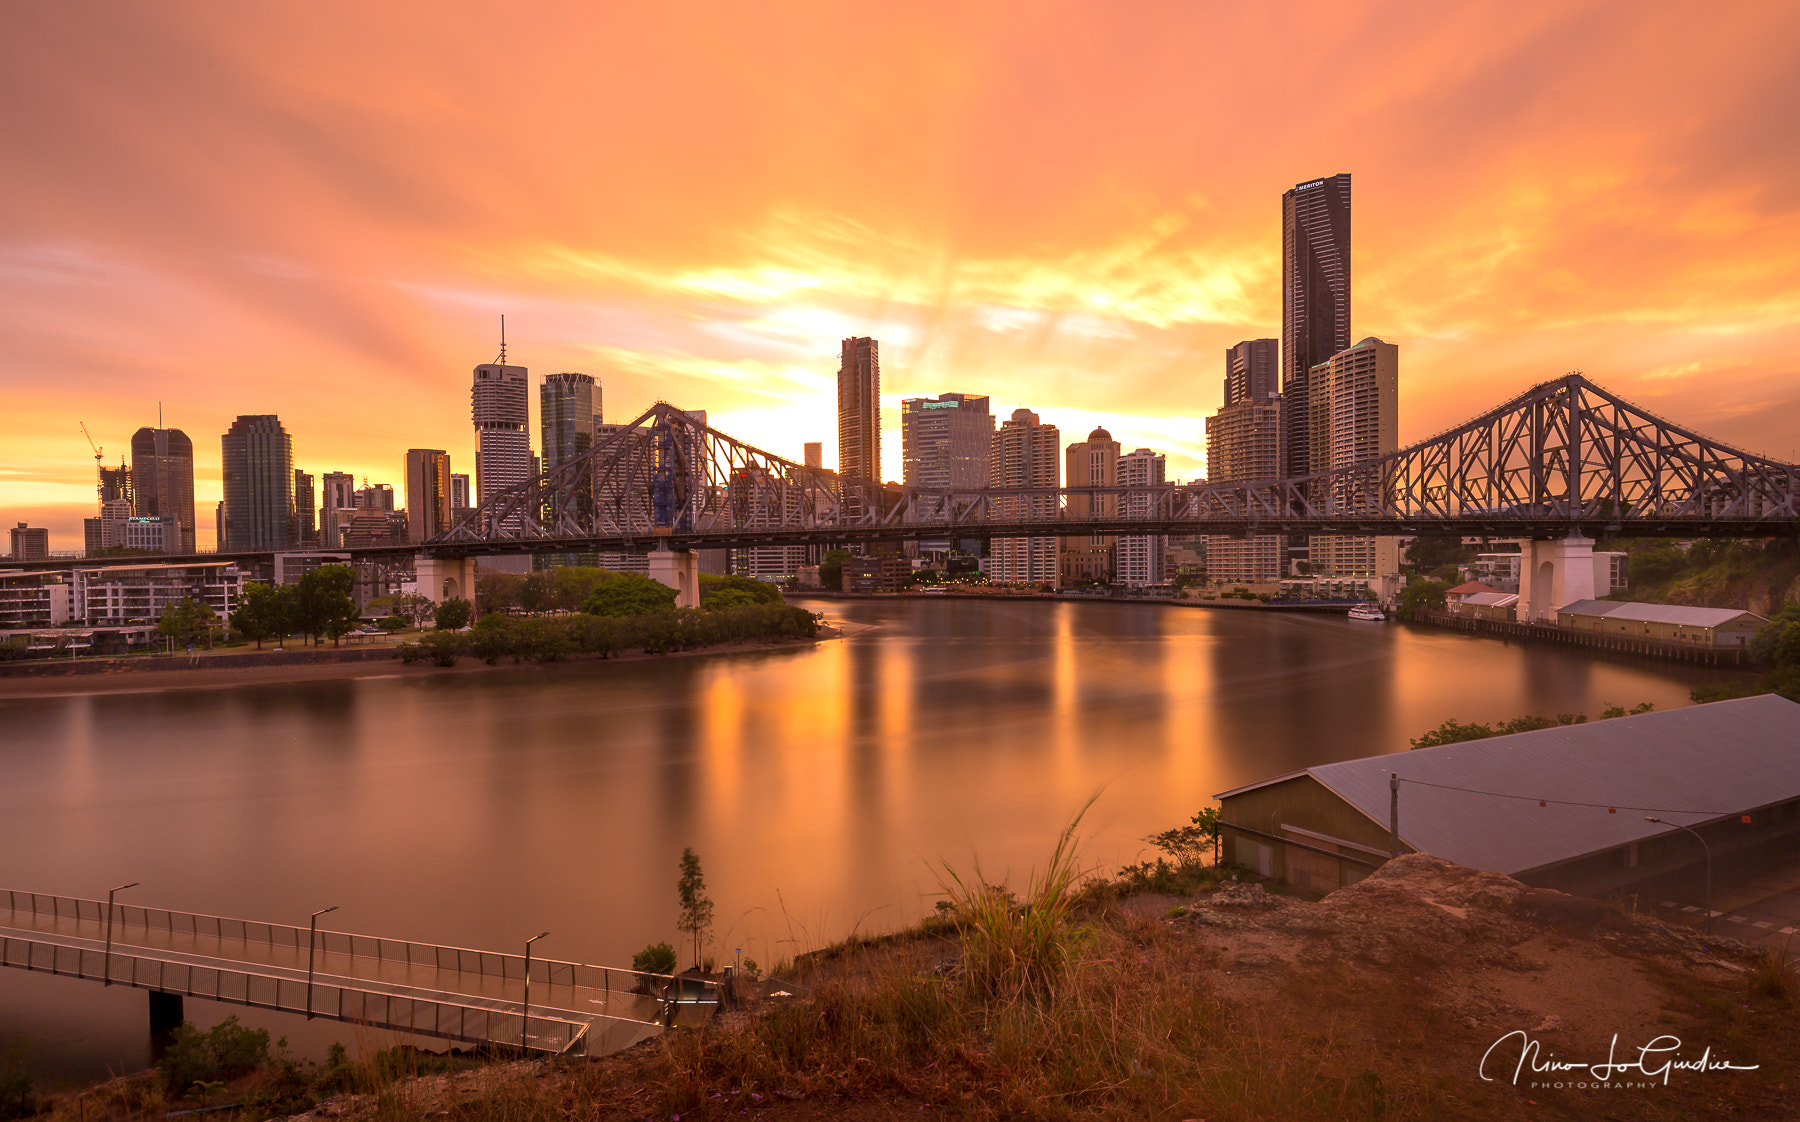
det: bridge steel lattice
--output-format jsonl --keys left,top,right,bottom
{"left": 428, "top": 375, "right": 1798, "bottom": 558}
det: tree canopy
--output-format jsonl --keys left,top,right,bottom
{"left": 229, "top": 582, "right": 292, "bottom": 649}
{"left": 293, "top": 565, "right": 358, "bottom": 645}
{"left": 676, "top": 847, "right": 715, "bottom": 970}
{"left": 583, "top": 573, "right": 680, "bottom": 617}
{"left": 159, "top": 597, "right": 220, "bottom": 648}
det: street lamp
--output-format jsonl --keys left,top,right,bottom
{"left": 103, "top": 882, "right": 140, "bottom": 986}
{"left": 1646, "top": 817, "right": 1713, "bottom": 935}
{"left": 521, "top": 932, "right": 550, "bottom": 1050}
{"left": 306, "top": 906, "right": 339, "bottom": 1020}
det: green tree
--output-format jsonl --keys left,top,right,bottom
{"left": 381, "top": 593, "right": 437, "bottom": 628}
{"left": 159, "top": 597, "right": 220, "bottom": 649}
{"left": 818, "top": 549, "right": 853, "bottom": 591}
{"left": 631, "top": 941, "right": 677, "bottom": 976}
{"left": 476, "top": 572, "right": 524, "bottom": 615}
{"left": 292, "top": 565, "right": 358, "bottom": 646}
{"left": 552, "top": 566, "right": 613, "bottom": 611}
{"left": 676, "top": 847, "right": 714, "bottom": 970}
{"left": 1397, "top": 578, "right": 1450, "bottom": 620}
{"left": 433, "top": 597, "right": 473, "bottom": 630}
{"left": 520, "top": 570, "right": 559, "bottom": 613}
{"left": 1403, "top": 535, "right": 1474, "bottom": 574}
{"left": 699, "top": 573, "right": 783, "bottom": 609}
{"left": 583, "top": 574, "right": 680, "bottom": 617}
{"left": 229, "top": 582, "right": 292, "bottom": 649}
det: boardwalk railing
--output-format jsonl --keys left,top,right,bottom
{"left": 0, "top": 890, "right": 709, "bottom": 1009}
{"left": 0, "top": 934, "right": 591, "bottom": 1055}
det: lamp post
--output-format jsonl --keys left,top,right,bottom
{"left": 1646, "top": 817, "right": 1712, "bottom": 935}
{"left": 521, "top": 932, "right": 550, "bottom": 1050}
{"left": 306, "top": 906, "right": 339, "bottom": 1020}
{"left": 103, "top": 882, "right": 140, "bottom": 986}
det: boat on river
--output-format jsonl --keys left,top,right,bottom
{"left": 1347, "top": 604, "right": 1386, "bottom": 622}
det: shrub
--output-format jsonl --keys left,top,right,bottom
{"left": 376, "top": 616, "right": 407, "bottom": 632}
{"left": 433, "top": 597, "right": 473, "bottom": 631}
{"left": 159, "top": 1015, "right": 270, "bottom": 1093}
{"left": 584, "top": 574, "right": 681, "bottom": 617}
{"left": 633, "top": 941, "right": 677, "bottom": 975}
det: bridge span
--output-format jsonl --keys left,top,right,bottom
{"left": 1, "top": 889, "right": 716, "bottom": 1057}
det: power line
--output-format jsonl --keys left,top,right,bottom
{"left": 1393, "top": 776, "right": 1740, "bottom": 818}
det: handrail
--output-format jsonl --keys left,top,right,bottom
{"left": 0, "top": 890, "right": 715, "bottom": 1003}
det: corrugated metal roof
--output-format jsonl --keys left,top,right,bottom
{"left": 1217, "top": 695, "right": 1800, "bottom": 875}
{"left": 1460, "top": 592, "right": 1518, "bottom": 607}
{"left": 1585, "top": 602, "right": 1764, "bottom": 627}
{"left": 1556, "top": 599, "right": 1620, "bottom": 617}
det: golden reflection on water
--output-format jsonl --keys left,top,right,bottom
{"left": 0, "top": 598, "right": 1743, "bottom": 1080}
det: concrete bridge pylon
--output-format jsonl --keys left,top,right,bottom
{"left": 415, "top": 555, "right": 477, "bottom": 604}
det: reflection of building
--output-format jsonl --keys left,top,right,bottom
{"left": 1307, "top": 337, "right": 1399, "bottom": 579}
{"left": 1117, "top": 448, "right": 1167, "bottom": 586}
{"left": 989, "top": 409, "right": 1060, "bottom": 586}
{"left": 1062, "top": 427, "right": 1119, "bottom": 585}
{"left": 837, "top": 337, "right": 880, "bottom": 520}
{"left": 131, "top": 427, "right": 196, "bottom": 553}
{"left": 473, "top": 362, "right": 531, "bottom": 533}
{"left": 220, "top": 415, "right": 295, "bottom": 551}
{"left": 405, "top": 449, "right": 453, "bottom": 544}
{"left": 9, "top": 523, "right": 50, "bottom": 561}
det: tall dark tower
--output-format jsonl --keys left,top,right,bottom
{"left": 1281, "top": 174, "right": 1351, "bottom": 480}
{"left": 130, "top": 427, "right": 196, "bottom": 553}
{"left": 837, "top": 337, "right": 880, "bottom": 517}
{"left": 220, "top": 415, "right": 295, "bottom": 551}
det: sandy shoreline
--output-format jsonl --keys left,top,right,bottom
{"left": 0, "top": 634, "right": 832, "bottom": 699}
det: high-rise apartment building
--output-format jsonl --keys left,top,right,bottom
{"left": 405, "top": 450, "right": 454, "bottom": 545}
{"left": 1306, "top": 337, "right": 1400, "bottom": 578}
{"left": 803, "top": 442, "right": 823, "bottom": 470}
{"left": 837, "top": 337, "right": 880, "bottom": 519}
{"left": 473, "top": 361, "right": 531, "bottom": 533}
{"left": 1281, "top": 174, "right": 1351, "bottom": 481}
{"left": 1225, "top": 339, "right": 1279, "bottom": 407}
{"left": 451, "top": 473, "right": 471, "bottom": 510}
{"left": 1117, "top": 448, "right": 1167, "bottom": 586}
{"left": 318, "top": 471, "right": 357, "bottom": 548}
{"left": 357, "top": 484, "right": 396, "bottom": 512}
{"left": 130, "top": 427, "right": 196, "bottom": 553}
{"left": 1204, "top": 394, "right": 1284, "bottom": 581}
{"left": 1062, "top": 426, "right": 1120, "bottom": 585}
{"left": 293, "top": 470, "right": 317, "bottom": 549}
{"left": 220, "top": 415, "right": 295, "bottom": 551}
{"left": 901, "top": 394, "right": 994, "bottom": 489}
{"left": 989, "top": 409, "right": 1060, "bottom": 586}
{"left": 9, "top": 523, "right": 50, "bottom": 561}
{"left": 83, "top": 499, "right": 133, "bottom": 555}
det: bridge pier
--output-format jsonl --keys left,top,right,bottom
{"left": 1517, "top": 533, "right": 1597, "bottom": 622}
{"left": 648, "top": 547, "right": 700, "bottom": 608}
{"left": 415, "top": 555, "right": 477, "bottom": 604}
{"left": 149, "top": 991, "right": 184, "bottom": 1059}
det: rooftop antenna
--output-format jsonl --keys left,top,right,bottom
{"left": 158, "top": 401, "right": 163, "bottom": 429}
{"left": 496, "top": 315, "right": 507, "bottom": 365}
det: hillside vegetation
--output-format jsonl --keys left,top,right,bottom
{"left": 1607, "top": 537, "right": 1799, "bottom": 615}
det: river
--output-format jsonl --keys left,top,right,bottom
{"left": 0, "top": 598, "right": 1741, "bottom": 1085}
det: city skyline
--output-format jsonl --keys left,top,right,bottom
{"left": 5, "top": 3, "right": 1800, "bottom": 548}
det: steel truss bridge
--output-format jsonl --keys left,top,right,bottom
{"left": 428, "top": 374, "right": 1798, "bottom": 558}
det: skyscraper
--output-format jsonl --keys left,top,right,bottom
{"left": 9, "top": 523, "right": 49, "bottom": 561}
{"left": 130, "top": 427, "right": 196, "bottom": 553}
{"left": 989, "top": 408, "right": 1060, "bottom": 587}
{"left": 540, "top": 372, "right": 600, "bottom": 468}
{"left": 319, "top": 471, "right": 357, "bottom": 549}
{"left": 1116, "top": 448, "right": 1167, "bottom": 587}
{"left": 803, "top": 443, "right": 823, "bottom": 470}
{"left": 1062, "top": 426, "right": 1120, "bottom": 585}
{"left": 293, "top": 470, "right": 317, "bottom": 549}
{"left": 405, "top": 450, "right": 454, "bottom": 545}
{"left": 837, "top": 337, "right": 880, "bottom": 519}
{"left": 1225, "top": 339, "right": 1279, "bottom": 407}
{"left": 901, "top": 394, "right": 994, "bottom": 489}
{"left": 220, "top": 415, "right": 295, "bottom": 551}
{"left": 1281, "top": 174, "right": 1351, "bottom": 481}
{"left": 1204, "top": 392, "right": 1284, "bottom": 581}
{"left": 473, "top": 361, "right": 531, "bottom": 532}
{"left": 1307, "top": 337, "right": 1400, "bottom": 578}
{"left": 451, "top": 473, "right": 471, "bottom": 510}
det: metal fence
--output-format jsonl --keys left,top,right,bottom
{"left": 0, "top": 935, "right": 590, "bottom": 1055}
{"left": 2, "top": 889, "right": 718, "bottom": 1028}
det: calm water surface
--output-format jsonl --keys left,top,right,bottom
{"left": 0, "top": 598, "right": 1740, "bottom": 1083}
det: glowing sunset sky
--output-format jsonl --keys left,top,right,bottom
{"left": 4, "top": 1, "right": 1799, "bottom": 549}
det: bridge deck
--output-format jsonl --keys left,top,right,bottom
{"left": 0, "top": 891, "right": 714, "bottom": 1056}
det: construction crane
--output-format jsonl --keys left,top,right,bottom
{"left": 80, "top": 422, "right": 103, "bottom": 500}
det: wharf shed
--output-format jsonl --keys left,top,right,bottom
{"left": 1215, "top": 695, "right": 1800, "bottom": 898}
{"left": 1556, "top": 599, "right": 1764, "bottom": 648}
{"left": 1454, "top": 591, "right": 1518, "bottom": 622}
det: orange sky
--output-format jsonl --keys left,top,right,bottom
{"left": 5, "top": 1, "right": 1799, "bottom": 550}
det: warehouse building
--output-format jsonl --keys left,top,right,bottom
{"left": 1556, "top": 600, "right": 1765, "bottom": 648}
{"left": 1216, "top": 695, "right": 1800, "bottom": 898}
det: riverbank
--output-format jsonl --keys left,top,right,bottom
{"left": 800, "top": 589, "right": 1364, "bottom": 613}
{"left": 0, "top": 632, "right": 835, "bottom": 699}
